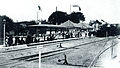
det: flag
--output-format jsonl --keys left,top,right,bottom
{"left": 73, "top": 5, "right": 81, "bottom": 11}
{"left": 73, "top": 5, "right": 79, "bottom": 7}
{"left": 38, "top": 6, "right": 41, "bottom": 10}
{"left": 78, "top": 7, "right": 81, "bottom": 11}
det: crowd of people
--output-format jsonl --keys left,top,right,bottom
{"left": 5, "top": 34, "right": 40, "bottom": 46}
{"left": 5, "top": 31, "right": 93, "bottom": 47}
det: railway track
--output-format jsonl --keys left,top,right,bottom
{"left": 0, "top": 37, "right": 91, "bottom": 66}
{"left": 88, "top": 38, "right": 118, "bottom": 68}
{"left": 11, "top": 37, "right": 114, "bottom": 61}
{"left": 0, "top": 37, "right": 116, "bottom": 67}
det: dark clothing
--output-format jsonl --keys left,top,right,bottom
{"left": 20, "top": 38, "right": 25, "bottom": 44}
{"left": 63, "top": 54, "right": 68, "bottom": 64}
{"left": 70, "top": 33, "right": 73, "bottom": 38}
{"left": 15, "top": 37, "right": 19, "bottom": 45}
{"left": 8, "top": 36, "right": 13, "bottom": 46}
{"left": 26, "top": 35, "right": 32, "bottom": 44}
{"left": 62, "top": 33, "right": 65, "bottom": 38}
{"left": 88, "top": 32, "right": 91, "bottom": 38}
{"left": 34, "top": 38, "right": 38, "bottom": 43}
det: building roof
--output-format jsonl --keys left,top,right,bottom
{"left": 60, "top": 20, "right": 81, "bottom": 28}
{"left": 60, "top": 20, "right": 93, "bottom": 29}
{"left": 78, "top": 23, "right": 93, "bottom": 29}
{"left": 27, "top": 24, "right": 66, "bottom": 29}
{"left": 27, "top": 20, "right": 93, "bottom": 29}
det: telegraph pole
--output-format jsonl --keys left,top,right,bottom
{"left": 3, "top": 19, "right": 6, "bottom": 47}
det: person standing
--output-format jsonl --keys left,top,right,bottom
{"left": 26, "top": 34, "right": 32, "bottom": 44}
{"left": 8, "top": 35, "right": 13, "bottom": 46}
{"left": 63, "top": 54, "right": 68, "bottom": 64}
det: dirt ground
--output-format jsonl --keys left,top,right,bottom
{"left": 1, "top": 37, "right": 118, "bottom": 68}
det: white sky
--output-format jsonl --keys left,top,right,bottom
{"left": 0, "top": 0, "right": 120, "bottom": 24}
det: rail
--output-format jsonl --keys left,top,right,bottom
{"left": 88, "top": 38, "right": 118, "bottom": 68}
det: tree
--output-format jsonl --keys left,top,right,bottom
{"left": 48, "top": 11, "right": 85, "bottom": 24}
{"left": 1, "top": 15, "right": 14, "bottom": 33}
{"left": 48, "top": 11, "right": 68, "bottom": 25}
{"left": 96, "top": 23, "right": 108, "bottom": 37}
{"left": 69, "top": 12, "right": 85, "bottom": 23}
{"left": 108, "top": 24, "right": 118, "bottom": 36}
{"left": 14, "top": 20, "right": 37, "bottom": 35}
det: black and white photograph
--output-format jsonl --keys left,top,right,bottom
{"left": 0, "top": 0, "right": 120, "bottom": 68}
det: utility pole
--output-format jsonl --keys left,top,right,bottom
{"left": 37, "top": 6, "right": 41, "bottom": 24}
{"left": 3, "top": 19, "right": 6, "bottom": 47}
{"left": 70, "top": 4, "right": 71, "bottom": 14}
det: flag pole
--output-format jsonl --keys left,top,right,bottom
{"left": 37, "top": 6, "right": 42, "bottom": 24}
{"left": 37, "top": 11, "right": 39, "bottom": 22}
{"left": 56, "top": 6, "right": 57, "bottom": 11}
{"left": 70, "top": 4, "right": 71, "bottom": 14}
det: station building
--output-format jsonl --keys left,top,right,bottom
{"left": 0, "top": 19, "right": 93, "bottom": 46}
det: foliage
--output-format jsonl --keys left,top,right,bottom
{"left": 48, "top": 11, "right": 85, "bottom": 25}
{"left": 69, "top": 12, "right": 85, "bottom": 23}
{"left": 48, "top": 11, "right": 68, "bottom": 25}
{"left": 1, "top": 15, "right": 14, "bottom": 32}
{"left": 14, "top": 20, "right": 37, "bottom": 35}
{"left": 96, "top": 23, "right": 119, "bottom": 37}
